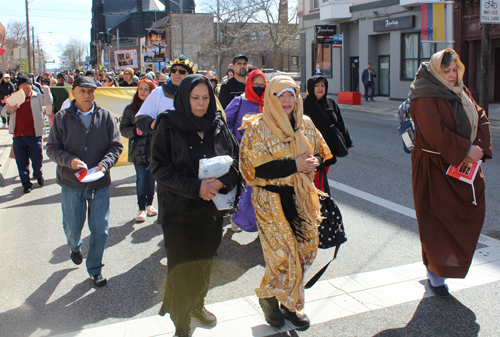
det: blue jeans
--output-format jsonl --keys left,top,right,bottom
{"left": 61, "top": 186, "right": 110, "bottom": 276}
{"left": 13, "top": 136, "right": 43, "bottom": 188}
{"left": 364, "top": 81, "right": 375, "bottom": 100}
{"left": 134, "top": 163, "right": 155, "bottom": 210}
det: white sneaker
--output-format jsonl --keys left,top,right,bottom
{"left": 136, "top": 210, "right": 147, "bottom": 222}
{"left": 146, "top": 205, "right": 158, "bottom": 216}
{"left": 2, "top": 123, "right": 6, "bottom": 128}
{"left": 230, "top": 219, "right": 242, "bottom": 232}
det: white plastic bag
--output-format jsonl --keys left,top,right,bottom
{"left": 198, "top": 155, "right": 233, "bottom": 179}
{"left": 198, "top": 155, "right": 235, "bottom": 210}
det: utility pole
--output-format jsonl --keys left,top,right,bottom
{"left": 479, "top": 24, "right": 491, "bottom": 117}
{"left": 37, "top": 37, "right": 40, "bottom": 74}
{"left": 217, "top": 0, "right": 220, "bottom": 76}
{"left": 25, "top": 0, "right": 32, "bottom": 73}
{"left": 32, "top": 27, "right": 36, "bottom": 73}
{"left": 180, "top": 0, "right": 184, "bottom": 55}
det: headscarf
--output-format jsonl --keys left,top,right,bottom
{"left": 162, "top": 74, "right": 217, "bottom": 133}
{"left": 261, "top": 75, "right": 322, "bottom": 228}
{"left": 244, "top": 69, "right": 267, "bottom": 113}
{"left": 163, "top": 76, "right": 179, "bottom": 96}
{"left": 409, "top": 49, "right": 478, "bottom": 142}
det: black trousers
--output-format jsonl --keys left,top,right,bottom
{"left": 160, "top": 210, "right": 223, "bottom": 331}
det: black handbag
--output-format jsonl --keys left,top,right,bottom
{"left": 305, "top": 163, "right": 347, "bottom": 289}
{"left": 329, "top": 106, "right": 348, "bottom": 158}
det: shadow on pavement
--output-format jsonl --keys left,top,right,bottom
{"left": 209, "top": 229, "right": 265, "bottom": 288}
{"left": 373, "top": 295, "right": 480, "bottom": 336}
{"left": 0, "top": 248, "right": 167, "bottom": 337}
{"left": 49, "top": 219, "right": 161, "bottom": 265}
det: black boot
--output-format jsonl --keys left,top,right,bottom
{"left": 259, "top": 297, "right": 285, "bottom": 327}
{"left": 190, "top": 306, "right": 217, "bottom": 327}
{"left": 173, "top": 328, "right": 191, "bottom": 337}
{"left": 280, "top": 304, "right": 310, "bottom": 328}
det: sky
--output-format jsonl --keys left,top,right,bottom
{"left": 1, "top": 0, "right": 93, "bottom": 70}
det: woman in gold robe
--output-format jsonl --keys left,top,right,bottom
{"left": 239, "top": 75, "right": 332, "bottom": 328}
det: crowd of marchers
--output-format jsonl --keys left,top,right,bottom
{"left": 0, "top": 48, "right": 493, "bottom": 337}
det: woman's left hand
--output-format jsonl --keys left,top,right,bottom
{"left": 302, "top": 153, "right": 320, "bottom": 174}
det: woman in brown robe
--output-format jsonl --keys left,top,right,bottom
{"left": 409, "top": 49, "right": 492, "bottom": 298}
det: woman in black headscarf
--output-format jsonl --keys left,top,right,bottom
{"left": 151, "top": 74, "right": 241, "bottom": 337}
{"left": 303, "top": 76, "right": 353, "bottom": 190}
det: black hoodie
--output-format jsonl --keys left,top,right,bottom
{"left": 303, "top": 76, "right": 353, "bottom": 166}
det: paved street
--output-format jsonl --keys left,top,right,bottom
{"left": 0, "top": 101, "right": 499, "bottom": 337}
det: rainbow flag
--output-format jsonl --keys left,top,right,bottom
{"left": 421, "top": 3, "right": 445, "bottom": 42}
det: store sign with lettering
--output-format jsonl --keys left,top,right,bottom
{"left": 373, "top": 15, "right": 415, "bottom": 31}
{"left": 315, "top": 25, "right": 337, "bottom": 43}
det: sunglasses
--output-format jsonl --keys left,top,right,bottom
{"left": 209, "top": 79, "right": 217, "bottom": 84}
{"left": 171, "top": 68, "right": 188, "bottom": 75}
{"left": 101, "top": 80, "right": 110, "bottom": 82}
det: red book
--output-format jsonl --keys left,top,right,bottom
{"left": 446, "top": 160, "right": 481, "bottom": 184}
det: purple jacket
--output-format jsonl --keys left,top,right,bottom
{"left": 225, "top": 95, "right": 260, "bottom": 143}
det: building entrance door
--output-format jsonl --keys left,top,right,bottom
{"left": 379, "top": 55, "right": 390, "bottom": 96}
{"left": 350, "top": 57, "right": 359, "bottom": 92}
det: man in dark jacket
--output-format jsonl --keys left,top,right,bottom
{"left": 361, "top": 63, "right": 376, "bottom": 102}
{"left": 118, "top": 67, "right": 138, "bottom": 87}
{"left": 218, "top": 55, "right": 248, "bottom": 109}
{"left": 46, "top": 76, "right": 123, "bottom": 287}
{"left": 0, "top": 73, "right": 14, "bottom": 127}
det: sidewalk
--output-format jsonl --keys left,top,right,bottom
{"left": 0, "top": 127, "right": 13, "bottom": 187}
{"left": 324, "top": 94, "right": 500, "bottom": 133}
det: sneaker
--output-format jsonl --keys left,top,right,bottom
{"left": 23, "top": 186, "right": 32, "bottom": 193}
{"left": 365, "top": 99, "right": 369, "bottom": 102}
{"left": 190, "top": 306, "right": 217, "bottom": 327}
{"left": 259, "top": 297, "right": 285, "bottom": 327}
{"left": 2, "top": 123, "right": 6, "bottom": 128}
{"left": 70, "top": 250, "right": 83, "bottom": 265}
{"left": 92, "top": 274, "right": 107, "bottom": 287}
{"left": 370, "top": 99, "right": 375, "bottom": 102}
{"left": 427, "top": 280, "right": 451, "bottom": 298}
{"left": 136, "top": 210, "right": 147, "bottom": 222}
{"left": 280, "top": 304, "right": 310, "bottom": 328}
{"left": 37, "top": 176, "right": 45, "bottom": 187}
{"left": 146, "top": 205, "right": 158, "bottom": 216}
{"left": 230, "top": 219, "right": 242, "bottom": 232}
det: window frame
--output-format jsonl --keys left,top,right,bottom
{"left": 400, "top": 32, "right": 436, "bottom": 81}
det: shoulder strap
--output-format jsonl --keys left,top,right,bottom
{"left": 305, "top": 164, "right": 342, "bottom": 289}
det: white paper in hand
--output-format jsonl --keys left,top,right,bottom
{"left": 5, "top": 90, "right": 26, "bottom": 107}
{"left": 75, "top": 163, "right": 105, "bottom": 183}
{"left": 198, "top": 155, "right": 233, "bottom": 179}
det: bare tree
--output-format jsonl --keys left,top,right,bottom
{"left": 255, "top": 0, "right": 299, "bottom": 72}
{"left": 59, "top": 37, "right": 88, "bottom": 70}
{"left": 199, "top": 0, "right": 263, "bottom": 72}
{"left": 0, "top": 21, "right": 28, "bottom": 73}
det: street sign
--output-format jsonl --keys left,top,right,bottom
{"left": 103, "top": 62, "right": 110, "bottom": 65}
{"left": 332, "top": 34, "right": 342, "bottom": 47}
{"left": 480, "top": 0, "right": 500, "bottom": 23}
{"left": 85, "top": 63, "right": 89, "bottom": 66}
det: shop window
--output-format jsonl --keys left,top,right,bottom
{"left": 314, "top": 43, "right": 332, "bottom": 78}
{"left": 401, "top": 33, "right": 435, "bottom": 80}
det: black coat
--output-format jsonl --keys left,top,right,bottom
{"left": 304, "top": 76, "right": 353, "bottom": 166}
{"left": 120, "top": 103, "right": 151, "bottom": 165}
{"left": 0, "top": 80, "right": 14, "bottom": 102}
{"left": 151, "top": 111, "right": 241, "bottom": 223}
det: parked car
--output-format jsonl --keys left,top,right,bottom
{"left": 262, "top": 69, "right": 286, "bottom": 80}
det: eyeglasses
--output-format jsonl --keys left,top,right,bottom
{"left": 209, "top": 79, "right": 217, "bottom": 84}
{"left": 171, "top": 68, "right": 188, "bottom": 75}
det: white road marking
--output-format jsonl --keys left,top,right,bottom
{"left": 51, "top": 182, "right": 500, "bottom": 337}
